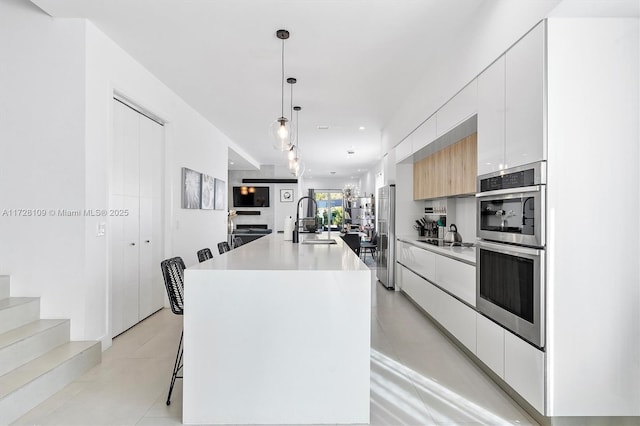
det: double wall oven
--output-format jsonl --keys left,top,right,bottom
{"left": 476, "top": 162, "right": 546, "bottom": 348}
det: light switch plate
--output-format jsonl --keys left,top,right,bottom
{"left": 97, "top": 222, "right": 106, "bottom": 237}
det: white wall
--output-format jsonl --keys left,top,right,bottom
{"left": 227, "top": 166, "right": 296, "bottom": 231}
{"left": 0, "top": 0, "right": 232, "bottom": 346}
{"left": 0, "top": 0, "right": 88, "bottom": 333}
{"left": 85, "top": 21, "right": 230, "bottom": 344}
{"left": 394, "top": 163, "right": 423, "bottom": 237}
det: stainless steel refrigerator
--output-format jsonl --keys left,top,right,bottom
{"left": 376, "top": 185, "right": 396, "bottom": 289}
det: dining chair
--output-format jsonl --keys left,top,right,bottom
{"left": 360, "top": 231, "right": 378, "bottom": 261}
{"left": 218, "top": 241, "right": 231, "bottom": 254}
{"left": 197, "top": 248, "right": 213, "bottom": 263}
{"left": 341, "top": 233, "right": 361, "bottom": 257}
{"left": 160, "top": 256, "right": 186, "bottom": 406}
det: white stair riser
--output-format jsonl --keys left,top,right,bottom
{"left": 0, "top": 343, "right": 101, "bottom": 425}
{"left": 0, "top": 276, "right": 9, "bottom": 301}
{"left": 0, "top": 321, "right": 70, "bottom": 376}
{"left": 0, "top": 300, "right": 40, "bottom": 335}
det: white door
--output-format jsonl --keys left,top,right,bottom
{"left": 111, "top": 99, "right": 164, "bottom": 336}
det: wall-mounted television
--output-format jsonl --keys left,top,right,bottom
{"left": 232, "top": 186, "right": 270, "bottom": 207}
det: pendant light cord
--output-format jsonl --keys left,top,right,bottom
{"left": 281, "top": 38, "right": 285, "bottom": 118}
{"left": 290, "top": 83, "right": 294, "bottom": 139}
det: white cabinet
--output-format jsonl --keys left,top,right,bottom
{"left": 477, "top": 21, "right": 545, "bottom": 176}
{"left": 437, "top": 79, "right": 477, "bottom": 137}
{"left": 505, "top": 22, "right": 545, "bottom": 169}
{"left": 399, "top": 265, "right": 434, "bottom": 313}
{"left": 504, "top": 330, "right": 545, "bottom": 414}
{"left": 434, "top": 255, "right": 476, "bottom": 306}
{"left": 411, "top": 116, "right": 437, "bottom": 154}
{"left": 476, "top": 313, "right": 505, "bottom": 378}
{"left": 477, "top": 56, "right": 506, "bottom": 175}
{"left": 402, "top": 244, "right": 436, "bottom": 282}
{"left": 111, "top": 99, "right": 164, "bottom": 337}
{"left": 400, "top": 263, "right": 476, "bottom": 354}
{"left": 395, "top": 137, "right": 412, "bottom": 164}
{"left": 432, "top": 283, "right": 476, "bottom": 354}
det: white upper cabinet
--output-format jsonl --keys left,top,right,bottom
{"left": 477, "top": 21, "right": 545, "bottom": 176}
{"left": 437, "top": 79, "right": 478, "bottom": 137}
{"left": 505, "top": 21, "right": 545, "bottom": 169}
{"left": 477, "top": 56, "right": 506, "bottom": 175}
{"left": 394, "top": 137, "right": 412, "bottom": 164}
{"left": 411, "top": 115, "right": 437, "bottom": 154}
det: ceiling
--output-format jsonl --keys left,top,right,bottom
{"left": 29, "top": 0, "right": 581, "bottom": 179}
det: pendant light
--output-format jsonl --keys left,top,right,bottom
{"left": 270, "top": 29, "right": 295, "bottom": 151}
{"left": 291, "top": 105, "right": 304, "bottom": 177}
{"left": 287, "top": 77, "right": 297, "bottom": 162}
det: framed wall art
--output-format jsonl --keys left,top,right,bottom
{"left": 182, "top": 167, "right": 201, "bottom": 209}
{"left": 200, "top": 174, "right": 215, "bottom": 210}
{"left": 280, "top": 189, "right": 293, "bottom": 202}
{"left": 214, "top": 178, "right": 226, "bottom": 210}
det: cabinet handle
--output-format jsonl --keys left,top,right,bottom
{"left": 130, "top": 242, "right": 136, "bottom": 246}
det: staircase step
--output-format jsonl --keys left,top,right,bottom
{"left": 0, "top": 319, "right": 70, "bottom": 376}
{"left": 0, "top": 298, "right": 40, "bottom": 335}
{"left": 0, "top": 276, "right": 9, "bottom": 300}
{"left": 0, "top": 341, "right": 101, "bottom": 425}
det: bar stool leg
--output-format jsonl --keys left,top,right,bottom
{"left": 166, "top": 330, "right": 184, "bottom": 405}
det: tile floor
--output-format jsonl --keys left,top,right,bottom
{"left": 13, "top": 259, "right": 538, "bottom": 426}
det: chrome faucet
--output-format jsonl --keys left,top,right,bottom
{"left": 293, "top": 196, "right": 318, "bottom": 243}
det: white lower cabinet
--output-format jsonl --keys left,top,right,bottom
{"left": 434, "top": 255, "right": 475, "bottom": 306}
{"left": 397, "top": 241, "right": 546, "bottom": 415}
{"left": 476, "top": 313, "right": 505, "bottom": 378}
{"left": 432, "top": 283, "right": 476, "bottom": 354}
{"left": 504, "top": 331, "right": 545, "bottom": 414}
{"left": 398, "top": 263, "right": 475, "bottom": 355}
{"left": 399, "top": 265, "right": 435, "bottom": 314}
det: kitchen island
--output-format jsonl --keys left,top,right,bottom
{"left": 183, "top": 232, "right": 372, "bottom": 425}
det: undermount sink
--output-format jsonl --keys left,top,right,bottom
{"left": 302, "top": 239, "right": 337, "bottom": 245}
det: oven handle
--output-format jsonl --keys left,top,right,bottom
{"left": 475, "top": 185, "right": 541, "bottom": 198}
{"left": 475, "top": 240, "right": 542, "bottom": 256}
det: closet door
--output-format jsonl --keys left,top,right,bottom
{"left": 138, "top": 114, "right": 164, "bottom": 320}
{"left": 111, "top": 99, "right": 163, "bottom": 336}
{"left": 111, "top": 100, "right": 140, "bottom": 336}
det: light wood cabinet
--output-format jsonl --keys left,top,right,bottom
{"left": 413, "top": 133, "right": 477, "bottom": 200}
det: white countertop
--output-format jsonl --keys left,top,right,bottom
{"left": 190, "top": 232, "right": 369, "bottom": 272}
{"left": 397, "top": 234, "right": 476, "bottom": 265}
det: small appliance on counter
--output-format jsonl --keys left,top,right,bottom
{"left": 443, "top": 224, "right": 463, "bottom": 245}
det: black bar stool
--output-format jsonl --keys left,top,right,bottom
{"left": 160, "top": 256, "right": 186, "bottom": 406}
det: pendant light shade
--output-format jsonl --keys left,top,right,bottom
{"left": 271, "top": 29, "right": 295, "bottom": 151}
{"left": 291, "top": 105, "right": 305, "bottom": 177}
{"left": 270, "top": 117, "right": 292, "bottom": 151}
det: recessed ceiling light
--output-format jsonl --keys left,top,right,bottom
{"left": 359, "top": 126, "right": 365, "bottom": 130}
{"left": 317, "top": 125, "right": 329, "bottom": 130}
{"left": 229, "top": 161, "right": 234, "bottom": 165}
